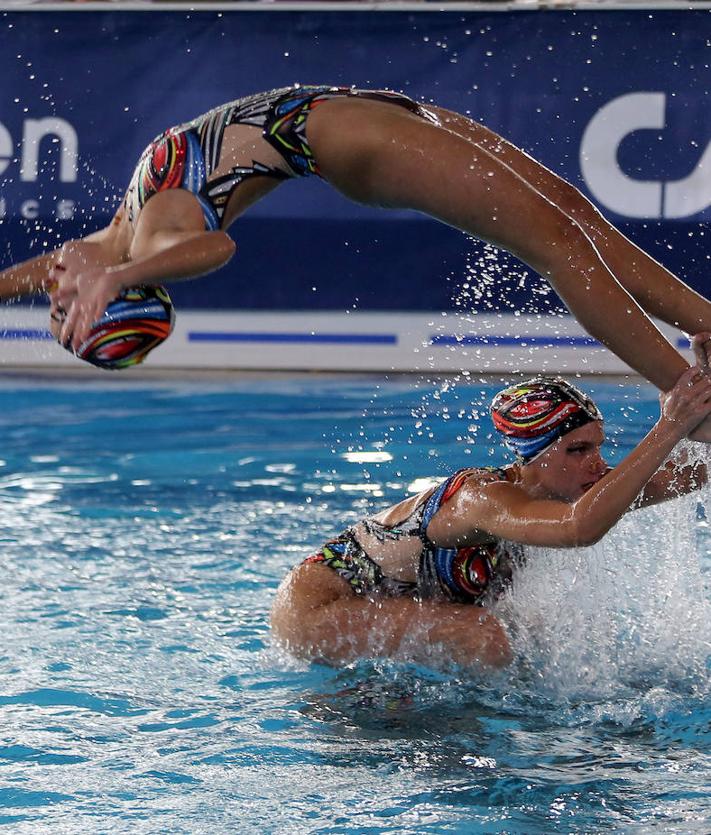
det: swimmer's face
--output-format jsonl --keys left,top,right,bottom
{"left": 526, "top": 421, "right": 608, "bottom": 502}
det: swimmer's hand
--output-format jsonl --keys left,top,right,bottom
{"left": 44, "top": 239, "right": 122, "bottom": 351}
{"left": 659, "top": 365, "right": 711, "bottom": 437}
{"left": 49, "top": 264, "right": 123, "bottom": 352}
{"left": 691, "top": 332, "right": 711, "bottom": 371}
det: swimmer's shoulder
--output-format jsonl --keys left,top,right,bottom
{"left": 442, "top": 465, "right": 526, "bottom": 513}
{"left": 456, "top": 464, "right": 519, "bottom": 491}
{"left": 370, "top": 465, "right": 519, "bottom": 529}
{"left": 426, "top": 466, "right": 522, "bottom": 546}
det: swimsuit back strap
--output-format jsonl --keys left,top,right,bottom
{"left": 416, "top": 466, "right": 510, "bottom": 604}
{"left": 418, "top": 468, "right": 475, "bottom": 541}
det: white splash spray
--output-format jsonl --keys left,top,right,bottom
{"left": 500, "top": 448, "right": 711, "bottom": 714}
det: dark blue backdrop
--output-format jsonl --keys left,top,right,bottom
{"left": 0, "top": 7, "right": 708, "bottom": 312}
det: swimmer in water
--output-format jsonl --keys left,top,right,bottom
{"left": 270, "top": 371, "right": 711, "bottom": 669}
{"left": 0, "top": 85, "right": 710, "bottom": 426}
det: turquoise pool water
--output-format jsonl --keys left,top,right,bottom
{"left": 0, "top": 375, "right": 708, "bottom": 833}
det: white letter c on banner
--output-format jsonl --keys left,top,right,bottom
{"left": 580, "top": 92, "right": 711, "bottom": 220}
{"left": 580, "top": 92, "right": 664, "bottom": 219}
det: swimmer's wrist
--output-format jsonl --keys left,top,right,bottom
{"left": 656, "top": 412, "right": 700, "bottom": 440}
{"left": 652, "top": 414, "right": 683, "bottom": 439}
{"left": 105, "top": 263, "right": 144, "bottom": 292}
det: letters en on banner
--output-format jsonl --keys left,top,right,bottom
{"left": 0, "top": 7, "right": 708, "bottom": 315}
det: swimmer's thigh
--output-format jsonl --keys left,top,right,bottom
{"left": 304, "top": 98, "right": 580, "bottom": 273}
{"left": 270, "top": 562, "right": 352, "bottom": 644}
{"left": 271, "top": 563, "right": 511, "bottom": 668}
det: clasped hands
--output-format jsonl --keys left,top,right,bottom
{"left": 46, "top": 241, "right": 124, "bottom": 352}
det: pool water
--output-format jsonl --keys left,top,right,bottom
{"left": 0, "top": 375, "right": 708, "bottom": 833}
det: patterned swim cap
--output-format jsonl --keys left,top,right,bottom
{"left": 490, "top": 376, "right": 603, "bottom": 462}
{"left": 72, "top": 286, "right": 175, "bottom": 370}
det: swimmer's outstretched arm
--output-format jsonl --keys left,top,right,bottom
{"left": 0, "top": 218, "right": 117, "bottom": 301}
{"left": 0, "top": 250, "right": 59, "bottom": 300}
{"left": 428, "top": 367, "right": 711, "bottom": 550}
{"left": 52, "top": 228, "right": 235, "bottom": 351}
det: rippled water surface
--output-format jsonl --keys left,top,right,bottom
{"left": 0, "top": 375, "right": 708, "bottom": 833}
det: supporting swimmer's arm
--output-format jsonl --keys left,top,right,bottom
{"left": 563, "top": 403, "right": 704, "bottom": 544}
{"left": 475, "top": 419, "right": 689, "bottom": 547}
{"left": 431, "top": 367, "right": 711, "bottom": 548}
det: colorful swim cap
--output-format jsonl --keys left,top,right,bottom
{"left": 72, "top": 286, "right": 175, "bottom": 370}
{"left": 490, "top": 376, "right": 603, "bottom": 462}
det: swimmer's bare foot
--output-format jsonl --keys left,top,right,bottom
{"left": 687, "top": 334, "right": 711, "bottom": 441}
{"left": 683, "top": 335, "right": 711, "bottom": 442}
{"left": 692, "top": 332, "right": 711, "bottom": 371}
{"left": 690, "top": 415, "right": 711, "bottom": 443}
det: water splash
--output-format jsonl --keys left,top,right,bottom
{"left": 498, "top": 449, "right": 711, "bottom": 724}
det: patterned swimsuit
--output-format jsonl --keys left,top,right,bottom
{"left": 124, "top": 85, "right": 438, "bottom": 231}
{"left": 305, "top": 468, "right": 522, "bottom": 606}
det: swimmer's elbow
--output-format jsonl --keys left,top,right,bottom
{"left": 575, "top": 529, "right": 606, "bottom": 548}
{"left": 568, "top": 515, "right": 607, "bottom": 548}
{"left": 191, "top": 232, "right": 235, "bottom": 276}
{"left": 212, "top": 231, "right": 236, "bottom": 265}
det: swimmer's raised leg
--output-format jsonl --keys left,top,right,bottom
{"left": 306, "top": 99, "right": 711, "bottom": 440}
{"left": 432, "top": 109, "right": 711, "bottom": 443}
{"left": 430, "top": 108, "right": 711, "bottom": 340}
{"left": 270, "top": 563, "right": 512, "bottom": 670}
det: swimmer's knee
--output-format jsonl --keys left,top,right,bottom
{"left": 554, "top": 180, "right": 605, "bottom": 228}
{"left": 424, "top": 606, "right": 512, "bottom": 670}
{"left": 529, "top": 213, "right": 593, "bottom": 276}
{"left": 455, "top": 610, "right": 512, "bottom": 669}
{"left": 270, "top": 562, "right": 353, "bottom": 642}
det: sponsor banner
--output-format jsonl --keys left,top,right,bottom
{"left": 0, "top": 305, "right": 693, "bottom": 375}
{"left": 0, "top": 5, "right": 707, "bottom": 370}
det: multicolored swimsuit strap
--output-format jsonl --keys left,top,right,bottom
{"left": 417, "top": 466, "right": 510, "bottom": 604}
{"left": 419, "top": 468, "right": 476, "bottom": 538}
